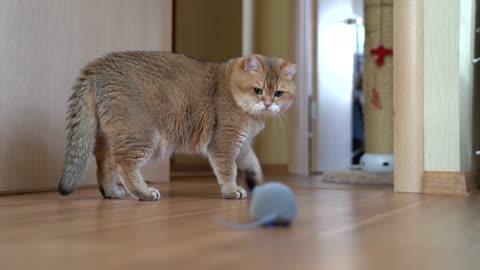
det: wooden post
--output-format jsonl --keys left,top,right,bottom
{"left": 393, "top": 0, "right": 424, "bottom": 192}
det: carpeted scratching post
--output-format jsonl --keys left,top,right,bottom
{"left": 361, "top": 0, "right": 394, "bottom": 173}
{"left": 323, "top": 0, "right": 394, "bottom": 185}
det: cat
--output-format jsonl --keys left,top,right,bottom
{"left": 58, "top": 51, "right": 296, "bottom": 200}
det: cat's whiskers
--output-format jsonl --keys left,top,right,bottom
{"left": 275, "top": 111, "right": 285, "bottom": 134}
{"left": 273, "top": 113, "right": 278, "bottom": 128}
{"left": 248, "top": 104, "right": 262, "bottom": 121}
{"left": 268, "top": 111, "right": 285, "bottom": 139}
{"left": 272, "top": 112, "right": 278, "bottom": 129}
{"left": 279, "top": 111, "right": 290, "bottom": 127}
{"left": 280, "top": 112, "right": 286, "bottom": 137}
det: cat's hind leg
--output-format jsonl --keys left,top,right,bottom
{"left": 117, "top": 165, "right": 160, "bottom": 201}
{"left": 95, "top": 133, "right": 125, "bottom": 199}
{"left": 111, "top": 130, "right": 161, "bottom": 201}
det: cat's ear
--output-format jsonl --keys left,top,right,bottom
{"left": 281, "top": 64, "right": 296, "bottom": 79}
{"left": 244, "top": 55, "right": 262, "bottom": 72}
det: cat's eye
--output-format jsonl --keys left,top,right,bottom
{"left": 274, "top": 91, "right": 284, "bottom": 97}
{"left": 254, "top": 87, "right": 264, "bottom": 95}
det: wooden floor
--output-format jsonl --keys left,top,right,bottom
{"left": 1, "top": 175, "right": 479, "bottom": 270}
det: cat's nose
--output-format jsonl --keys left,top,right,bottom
{"left": 264, "top": 103, "right": 272, "bottom": 108}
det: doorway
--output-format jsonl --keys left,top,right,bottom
{"left": 311, "top": 0, "right": 365, "bottom": 173}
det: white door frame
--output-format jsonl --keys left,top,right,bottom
{"left": 287, "top": 0, "right": 313, "bottom": 175}
{"left": 288, "top": 0, "right": 425, "bottom": 192}
{"left": 393, "top": 0, "right": 424, "bottom": 192}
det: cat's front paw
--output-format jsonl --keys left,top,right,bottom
{"left": 221, "top": 186, "right": 248, "bottom": 200}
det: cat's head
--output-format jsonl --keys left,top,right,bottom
{"left": 230, "top": 55, "right": 296, "bottom": 116}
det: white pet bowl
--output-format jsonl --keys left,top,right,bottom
{"left": 360, "top": 153, "right": 394, "bottom": 174}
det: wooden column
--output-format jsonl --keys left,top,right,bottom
{"left": 393, "top": 0, "right": 424, "bottom": 192}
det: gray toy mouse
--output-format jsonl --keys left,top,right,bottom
{"left": 217, "top": 182, "right": 298, "bottom": 229}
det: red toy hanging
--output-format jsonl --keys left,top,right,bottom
{"left": 370, "top": 46, "right": 393, "bottom": 67}
{"left": 371, "top": 88, "right": 382, "bottom": 109}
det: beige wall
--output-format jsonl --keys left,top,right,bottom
{"left": 252, "top": 0, "right": 291, "bottom": 165}
{"left": 423, "top": 0, "right": 475, "bottom": 173}
{"left": 0, "top": 0, "right": 172, "bottom": 192}
{"left": 424, "top": 0, "right": 461, "bottom": 171}
{"left": 175, "top": 0, "right": 242, "bottom": 62}
{"left": 174, "top": 0, "right": 242, "bottom": 165}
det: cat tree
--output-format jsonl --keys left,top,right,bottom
{"left": 360, "top": 0, "right": 394, "bottom": 174}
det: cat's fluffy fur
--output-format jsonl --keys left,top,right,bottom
{"left": 58, "top": 51, "right": 296, "bottom": 200}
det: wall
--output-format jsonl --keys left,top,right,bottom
{"left": 0, "top": 0, "right": 172, "bottom": 192}
{"left": 174, "top": 0, "right": 242, "bottom": 165}
{"left": 252, "top": 0, "right": 291, "bottom": 165}
{"left": 174, "top": 0, "right": 242, "bottom": 62}
{"left": 424, "top": 0, "right": 461, "bottom": 171}
{"left": 423, "top": 0, "right": 475, "bottom": 173}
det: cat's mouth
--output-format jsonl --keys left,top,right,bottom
{"left": 264, "top": 106, "right": 280, "bottom": 113}
{"left": 247, "top": 103, "right": 281, "bottom": 116}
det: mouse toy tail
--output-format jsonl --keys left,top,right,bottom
{"left": 214, "top": 213, "right": 279, "bottom": 230}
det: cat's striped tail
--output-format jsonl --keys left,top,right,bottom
{"left": 58, "top": 75, "right": 97, "bottom": 195}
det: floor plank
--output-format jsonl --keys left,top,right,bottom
{"left": 0, "top": 176, "right": 478, "bottom": 270}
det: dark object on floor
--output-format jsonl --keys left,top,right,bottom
{"left": 245, "top": 170, "right": 259, "bottom": 190}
